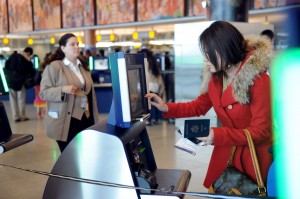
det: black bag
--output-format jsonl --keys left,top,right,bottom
{"left": 24, "top": 75, "right": 36, "bottom": 89}
{"left": 208, "top": 129, "right": 266, "bottom": 196}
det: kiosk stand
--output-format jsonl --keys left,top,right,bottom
{"left": 43, "top": 52, "right": 191, "bottom": 198}
{"left": 43, "top": 121, "right": 191, "bottom": 199}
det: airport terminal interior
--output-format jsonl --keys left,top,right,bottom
{"left": 1, "top": 0, "right": 300, "bottom": 198}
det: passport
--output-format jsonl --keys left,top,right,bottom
{"left": 184, "top": 119, "right": 210, "bottom": 138}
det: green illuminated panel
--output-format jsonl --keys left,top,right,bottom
{"left": 0, "top": 66, "right": 9, "bottom": 93}
{"left": 34, "top": 56, "right": 39, "bottom": 69}
{"left": 271, "top": 48, "right": 300, "bottom": 198}
{"left": 89, "top": 56, "right": 94, "bottom": 70}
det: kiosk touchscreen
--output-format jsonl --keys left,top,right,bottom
{"left": 107, "top": 52, "right": 150, "bottom": 128}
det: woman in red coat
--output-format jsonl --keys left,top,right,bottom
{"left": 146, "top": 21, "right": 273, "bottom": 190}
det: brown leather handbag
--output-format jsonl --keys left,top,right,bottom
{"left": 208, "top": 129, "right": 266, "bottom": 196}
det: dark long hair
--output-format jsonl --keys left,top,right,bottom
{"left": 49, "top": 33, "right": 89, "bottom": 71}
{"left": 199, "top": 21, "right": 248, "bottom": 77}
{"left": 41, "top": 52, "right": 53, "bottom": 70}
{"left": 141, "top": 48, "right": 161, "bottom": 77}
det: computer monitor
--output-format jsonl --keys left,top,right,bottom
{"left": 107, "top": 52, "right": 150, "bottom": 128}
{"left": 127, "top": 64, "right": 147, "bottom": 120}
{"left": 94, "top": 58, "right": 109, "bottom": 71}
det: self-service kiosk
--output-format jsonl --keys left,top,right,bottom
{"left": 43, "top": 52, "right": 191, "bottom": 198}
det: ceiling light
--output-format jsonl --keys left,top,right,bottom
{"left": 50, "top": 37, "right": 56, "bottom": 44}
{"left": 96, "top": 34, "right": 102, "bottom": 42}
{"left": 77, "top": 36, "right": 82, "bottom": 43}
{"left": 149, "top": 40, "right": 174, "bottom": 45}
{"left": 132, "top": 31, "right": 139, "bottom": 40}
{"left": 28, "top": 38, "right": 34, "bottom": 45}
{"left": 2, "top": 38, "right": 9, "bottom": 45}
{"left": 110, "top": 33, "right": 116, "bottom": 42}
{"left": 0, "top": 47, "right": 11, "bottom": 51}
{"left": 113, "top": 41, "right": 142, "bottom": 47}
{"left": 149, "top": 30, "right": 155, "bottom": 39}
{"left": 96, "top": 42, "right": 113, "bottom": 48}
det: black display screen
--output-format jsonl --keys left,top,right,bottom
{"left": 127, "top": 66, "right": 145, "bottom": 119}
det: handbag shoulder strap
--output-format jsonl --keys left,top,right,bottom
{"left": 227, "top": 146, "right": 236, "bottom": 166}
{"left": 227, "top": 129, "right": 266, "bottom": 194}
{"left": 243, "top": 129, "right": 266, "bottom": 194}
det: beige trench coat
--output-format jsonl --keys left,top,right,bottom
{"left": 40, "top": 60, "right": 100, "bottom": 141}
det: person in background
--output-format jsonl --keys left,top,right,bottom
{"left": 79, "top": 50, "right": 85, "bottom": 60}
{"left": 40, "top": 33, "right": 100, "bottom": 152}
{"left": 85, "top": 49, "right": 92, "bottom": 59}
{"left": 4, "top": 47, "right": 35, "bottom": 122}
{"left": 33, "top": 52, "right": 52, "bottom": 119}
{"left": 98, "top": 49, "right": 107, "bottom": 59}
{"left": 141, "top": 48, "right": 165, "bottom": 125}
{"left": 164, "top": 51, "right": 172, "bottom": 70}
{"left": 146, "top": 21, "right": 273, "bottom": 190}
{"left": 164, "top": 51, "right": 175, "bottom": 105}
{"left": 260, "top": 29, "right": 275, "bottom": 75}
{"left": 260, "top": 29, "right": 274, "bottom": 44}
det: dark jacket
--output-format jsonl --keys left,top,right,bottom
{"left": 4, "top": 53, "right": 36, "bottom": 91}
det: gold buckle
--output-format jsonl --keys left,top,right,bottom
{"left": 258, "top": 187, "right": 266, "bottom": 196}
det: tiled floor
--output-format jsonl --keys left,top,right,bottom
{"left": 0, "top": 101, "right": 213, "bottom": 199}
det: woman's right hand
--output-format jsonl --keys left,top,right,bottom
{"left": 62, "top": 85, "right": 77, "bottom": 95}
{"left": 145, "top": 93, "right": 168, "bottom": 113}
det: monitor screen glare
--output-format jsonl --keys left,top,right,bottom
{"left": 94, "top": 59, "right": 108, "bottom": 70}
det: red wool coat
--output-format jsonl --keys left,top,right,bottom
{"left": 163, "top": 36, "right": 273, "bottom": 188}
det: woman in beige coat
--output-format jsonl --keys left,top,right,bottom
{"left": 40, "top": 33, "right": 100, "bottom": 152}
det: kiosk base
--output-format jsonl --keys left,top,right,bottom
{"left": 154, "top": 169, "right": 191, "bottom": 198}
{"left": 43, "top": 121, "right": 191, "bottom": 199}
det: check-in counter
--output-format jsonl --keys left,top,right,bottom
{"left": 0, "top": 84, "right": 113, "bottom": 114}
{"left": 93, "top": 83, "right": 113, "bottom": 113}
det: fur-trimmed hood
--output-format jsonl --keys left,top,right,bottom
{"left": 200, "top": 35, "right": 273, "bottom": 104}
